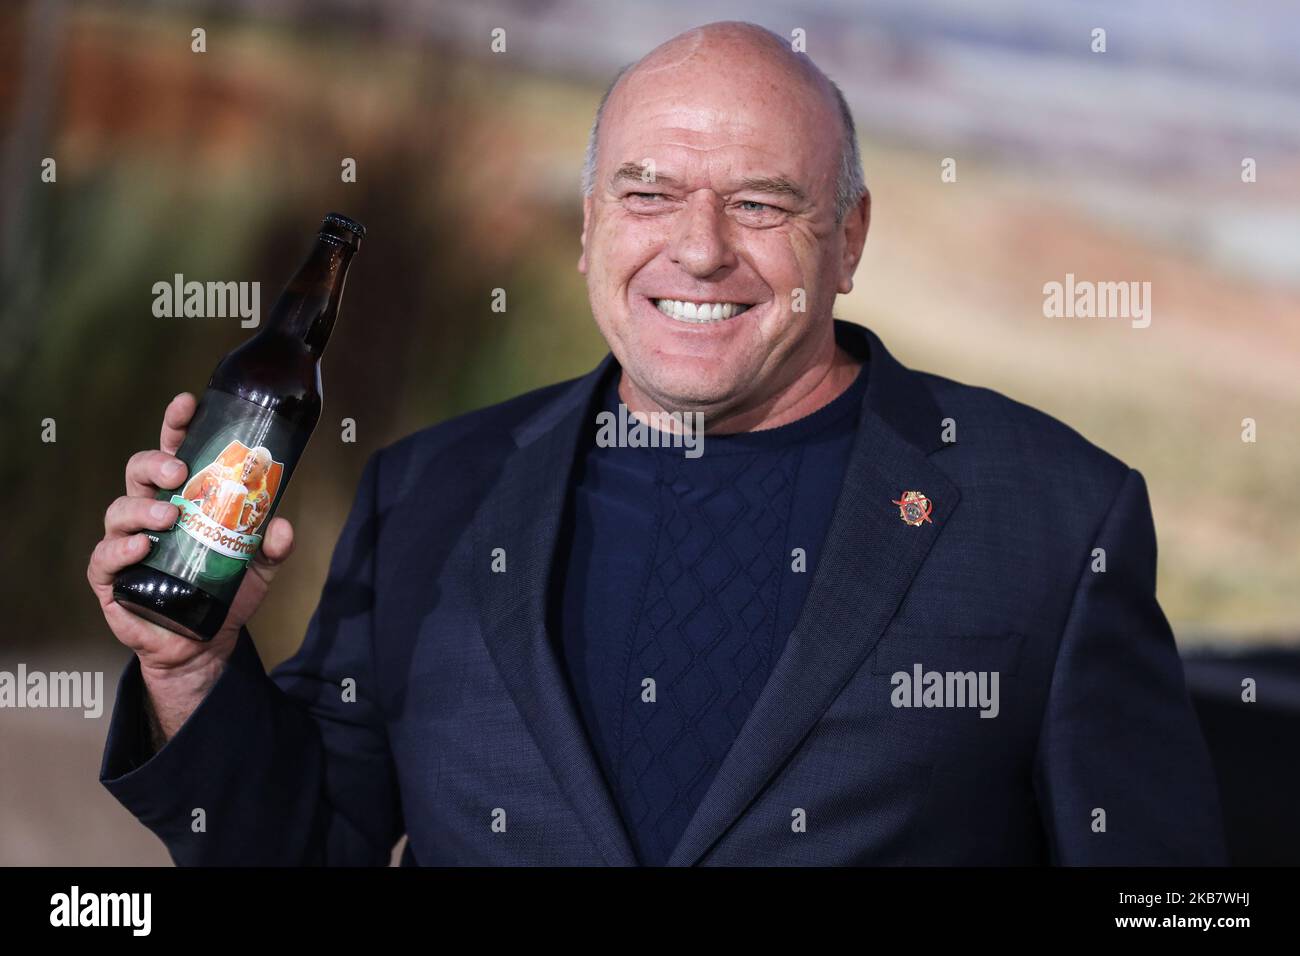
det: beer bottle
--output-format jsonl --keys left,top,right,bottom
{"left": 113, "top": 213, "right": 365, "bottom": 641}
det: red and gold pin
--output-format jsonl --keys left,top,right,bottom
{"left": 892, "top": 490, "right": 933, "bottom": 526}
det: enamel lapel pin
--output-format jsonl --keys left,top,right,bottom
{"left": 892, "top": 490, "right": 934, "bottom": 526}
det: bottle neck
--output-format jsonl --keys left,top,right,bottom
{"left": 264, "top": 235, "right": 355, "bottom": 356}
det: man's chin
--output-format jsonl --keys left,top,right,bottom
{"left": 622, "top": 362, "right": 745, "bottom": 413}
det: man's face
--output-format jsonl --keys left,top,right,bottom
{"left": 242, "top": 450, "right": 269, "bottom": 485}
{"left": 579, "top": 46, "right": 866, "bottom": 415}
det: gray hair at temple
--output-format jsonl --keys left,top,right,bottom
{"left": 580, "top": 63, "right": 867, "bottom": 224}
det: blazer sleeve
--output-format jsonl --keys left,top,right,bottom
{"left": 99, "top": 451, "right": 402, "bottom": 865}
{"left": 1032, "top": 467, "right": 1227, "bottom": 865}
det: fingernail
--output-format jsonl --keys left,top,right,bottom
{"left": 162, "top": 460, "right": 183, "bottom": 479}
{"left": 151, "top": 502, "right": 174, "bottom": 521}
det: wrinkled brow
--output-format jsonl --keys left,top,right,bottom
{"left": 610, "top": 162, "right": 682, "bottom": 189}
{"left": 610, "top": 163, "right": 808, "bottom": 204}
{"left": 734, "top": 176, "right": 807, "bottom": 203}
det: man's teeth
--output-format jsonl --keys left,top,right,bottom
{"left": 653, "top": 298, "right": 752, "bottom": 323}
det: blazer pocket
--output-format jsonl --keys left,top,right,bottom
{"left": 869, "top": 630, "right": 1025, "bottom": 677}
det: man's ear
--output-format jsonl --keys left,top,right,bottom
{"left": 578, "top": 194, "right": 593, "bottom": 274}
{"left": 837, "top": 188, "right": 871, "bottom": 295}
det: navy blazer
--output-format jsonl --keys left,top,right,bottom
{"left": 101, "top": 320, "right": 1226, "bottom": 865}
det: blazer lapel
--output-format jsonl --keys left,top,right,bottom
{"left": 666, "top": 322, "right": 962, "bottom": 866}
{"left": 472, "top": 358, "right": 639, "bottom": 866}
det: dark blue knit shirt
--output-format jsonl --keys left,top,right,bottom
{"left": 552, "top": 360, "right": 868, "bottom": 865}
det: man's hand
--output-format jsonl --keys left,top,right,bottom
{"left": 86, "top": 392, "right": 296, "bottom": 743}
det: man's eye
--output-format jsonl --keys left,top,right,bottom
{"left": 732, "top": 200, "right": 787, "bottom": 224}
{"left": 628, "top": 192, "right": 664, "bottom": 201}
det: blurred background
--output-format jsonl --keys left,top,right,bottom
{"left": 1, "top": 0, "right": 1297, "bottom": 865}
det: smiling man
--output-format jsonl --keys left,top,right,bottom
{"left": 95, "top": 21, "right": 1225, "bottom": 866}
{"left": 579, "top": 26, "right": 864, "bottom": 433}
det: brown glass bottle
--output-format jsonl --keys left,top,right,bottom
{"left": 113, "top": 213, "right": 364, "bottom": 640}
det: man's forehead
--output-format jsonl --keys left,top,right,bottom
{"left": 602, "top": 120, "right": 826, "bottom": 195}
{"left": 610, "top": 69, "right": 826, "bottom": 132}
{"left": 605, "top": 115, "right": 778, "bottom": 160}
{"left": 605, "top": 73, "right": 832, "bottom": 153}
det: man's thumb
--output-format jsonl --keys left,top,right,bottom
{"left": 250, "top": 517, "right": 294, "bottom": 581}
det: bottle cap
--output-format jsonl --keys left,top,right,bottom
{"left": 321, "top": 212, "right": 366, "bottom": 243}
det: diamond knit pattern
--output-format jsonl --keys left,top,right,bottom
{"left": 612, "top": 447, "right": 801, "bottom": 864}
{"left": 554, "top": 360, "right": 867, "bottom": 866}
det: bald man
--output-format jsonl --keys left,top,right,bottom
{"left": 95, "top": 22, "right": 1224, "bottom": 866}
{"left": 180, "top": 445, "right": 274, "bottom": 533}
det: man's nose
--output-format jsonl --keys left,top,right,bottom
{"left": 667, "top": 193, "right": 736, "bottom": 277}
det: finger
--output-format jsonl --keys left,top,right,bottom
{"left": 125, "top": 449, "right": 187, "bottom": 498}
{"left": 104, "top": 496, "right": 179, "bottom": 537}
{"left": 253, "top": 517, "right": 294, "bottom": 567}
{"left": 247, "top": 518, "right": 294, "bottom": 583}
{"left": 160, "top": 392, "right": 197, "bottom": 456}
{"left": 88, "top": 533, "right": 152, "bottom": 587}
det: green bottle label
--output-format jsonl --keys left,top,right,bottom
{"left": 141, "top": 389, "right": 308, "bottom": 605}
